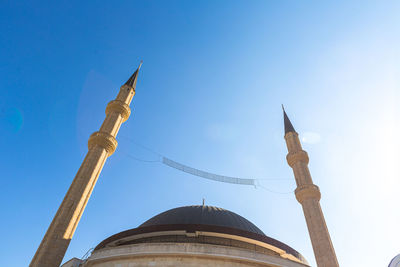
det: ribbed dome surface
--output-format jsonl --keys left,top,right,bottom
{"left": 139, "top": 205, "right": 265, "bottom": 235}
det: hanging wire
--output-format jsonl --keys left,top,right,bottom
{"left": 120, "top": 135, "right": 162, "bottom": 157}
{"left": 118, "top": 135, "right": 294, "bottom": 194}
{"left": 256, "top": 182, "right": 294, "bottom": 195}
{"left": 121, "top": 152, "right": 161, "bottom": 163}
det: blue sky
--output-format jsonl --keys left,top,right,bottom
{"left": 1, "top": 1, "right": 399, "bottom": 266}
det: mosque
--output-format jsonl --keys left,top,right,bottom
{"left": 30, "top": 64, "right": 339, "bottom": 267}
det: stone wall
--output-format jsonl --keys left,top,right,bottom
{"left": 84, "top": 243, "right": 309, "bottom": 267}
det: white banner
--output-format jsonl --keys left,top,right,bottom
{"left": 162, "top": 157, "right": 255, "bottom": 186}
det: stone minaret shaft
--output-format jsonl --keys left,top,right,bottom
{"left": 30, "top": 63, "right": 142, "bottom": 267}
{"left": 283, "top": 108, "right": 339, "bottom": 267}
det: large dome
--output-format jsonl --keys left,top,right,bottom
{"left": 94, "top": 205, "right": 307, "bottom": 266}
{"left": 139, "top": 205, "right": 265, "bottom": 235}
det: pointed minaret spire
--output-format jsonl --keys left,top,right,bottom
{"left": 282, "top": 105, "right": 296, "bottom": 134}
{"left": 124, "top": 60, "right": 143, "bottom": 89}
{"left": 283, "top": 108, "right": 339, "bottom": 267}
{"left": 30, "top": 63, "right": 142, "bottom": 267}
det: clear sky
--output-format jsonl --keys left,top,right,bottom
{"left": 1, "top": 1, "right": 399, "bottom": 266}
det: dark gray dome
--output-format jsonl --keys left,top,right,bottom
{"left": 94, "top": 205, "right": 307, "bottom": 264}
{"left": 139, "top": 205, "right": 265, "bottom": 236}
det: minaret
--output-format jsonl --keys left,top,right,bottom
{"left": 283, "top": 107, "right": 339, "bottom": 267}
{"left": 30, "top": 62, "right": 142, "bottom": 267}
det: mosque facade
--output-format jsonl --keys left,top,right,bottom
{"left": 62, "top": 205, "right": 309, "bottom": 267}
{"left": 30, "top": 65, "right": 339, "bottom": 267}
